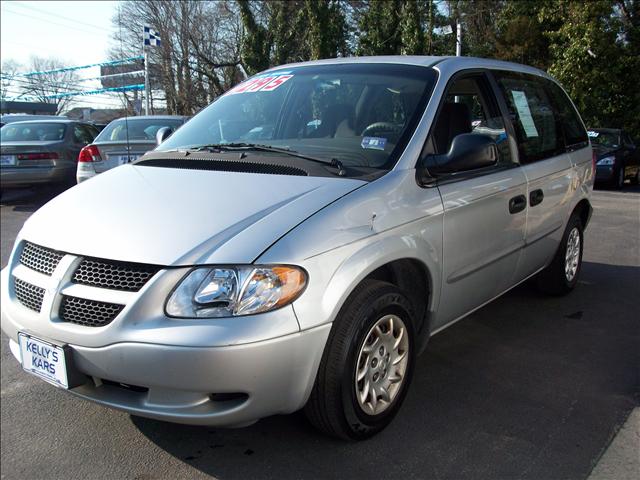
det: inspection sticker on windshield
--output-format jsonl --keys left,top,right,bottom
{"left": 587, "top": 131, "right": 600, "bottom": 138}
{"left": 227, "top": 74, "right": 294, "bottom": 95}
{"left": 361, "top": 137, "right": 387, "bottom": 150}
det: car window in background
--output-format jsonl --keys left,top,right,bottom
{"left": 588, "top": 130, "right": 620, "bottom": 148}
{"left": 73, "top": 124, "right": 95, "bottom": 144}
{"left": 96, "top": 118, "right": 185, "bottom": 142}
{"left": 494, "top": 71, "right": 564, "bottom": 163}
{"left": 622, "top": 132, "right": 635, "bottom": 148}
{"left": 157, "top": 64, "right": 437, "bottom": 170}
{"left": 0, "top": 123, "right": 67, "bottom": 142}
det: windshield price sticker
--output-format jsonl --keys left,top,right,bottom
{"left": 587, "top": 131, "right": 599, "bottom": 138}
{"left": 228, "top": 74, "right": 294, "bottom": 95}
{"left": 510, "top": 90, "right": 539, "bottom": 138}
{"left": 361, "top": 137, "right": 387, "bottom": 150}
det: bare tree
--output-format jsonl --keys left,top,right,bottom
{"left": 110, "top": 0, "right": 243, "bottom": 115}
{"left": 12, "top": 56, "right": 82, "bottom": 114}
{"left": 1, "top": 60, "right": 23, "bottom": 101}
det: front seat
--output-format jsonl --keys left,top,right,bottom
{"left": 433, "top": 102, "right": 472, "bottom": 154}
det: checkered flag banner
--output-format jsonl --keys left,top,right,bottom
{"left": 143, "top": 26, "right": 161, "bottom": 47}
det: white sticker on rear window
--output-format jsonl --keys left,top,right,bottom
{"left": 587, "top": 131, "right": 599, "bottom": 138}
{"left": 511, "top": 90, "right": 539, "bottom": 138}
{"left": 227, "top": 74, "right": 293, "bottom": 95}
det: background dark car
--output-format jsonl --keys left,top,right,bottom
{"left": 589, "top": 128, "right": 640, "bottom": 188}
{"left": 1, "top": 120, "right": 99, "bottom": 189}
{"left": 76, "top": 115, "right": 188, "bottom": 183}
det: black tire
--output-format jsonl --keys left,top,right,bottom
{"left": 304, "top": 280, "right": 416, "bottom": 440}
{"left": 536, "top": 214, "right": 584, "bottom": 296}
{"left": 631, "top": 168, "right": 640, "bottom": 185}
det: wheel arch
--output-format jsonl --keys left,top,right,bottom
{"left": 571, "top": 198, "right": 593, "bottom": 230}
{"left": 314, "top": 235, "right": 440, "bottom": 354}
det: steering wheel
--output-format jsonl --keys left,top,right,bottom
{"left": 361, "top": 122, "right": 401, "bottom": 137}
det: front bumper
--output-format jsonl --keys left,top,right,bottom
{"left": 595, "top": 165, "right": 615, "bottom": 183}
{"left": 6, "top": 325, "right": 329, "bottom": 426}
{"left": 0, "top": 165, "right": 75, "bottom": 187}
{"left": 1, "top": 251, "right": 330, "bottom": 426}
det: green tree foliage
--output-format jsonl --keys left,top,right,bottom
{"left": 542, "top": 1, "right": 640, "bottom": 138}
{"left": 108, "top": 0, "right": 639, "bottom": 137}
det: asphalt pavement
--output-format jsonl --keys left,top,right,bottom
{"left": 1, "top": 183, "right": 638, "bottom": 480}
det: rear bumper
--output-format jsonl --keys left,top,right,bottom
{"left": 6, "top": 324, "right": 330, "bottom": 426}
{"left": 0, "top": 165, "right": 74, "bottom": 187}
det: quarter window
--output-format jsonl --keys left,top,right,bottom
{"left": 544, "top": 80, "right": 588, "bottom": 149}
{"left": 494, "top": 72, "right": 564, "bottom": 163}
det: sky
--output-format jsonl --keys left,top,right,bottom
{"left": 1, "top": 0, "right": 125, "bottom": 109}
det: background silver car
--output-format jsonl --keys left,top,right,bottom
{"left": 1, "top": 119, "right": 99, "bottom": 189}
{"left": 76, "top": 115, "right": 188, "bottom": 183}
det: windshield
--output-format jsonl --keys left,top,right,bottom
{"left": 0, "top": 123, "right": 66, "bottom": 142}
{"left": 96, "top": 118, "right": 185, "bottom": 142}
{"left": 157, "top": 64, "right": 437, "bottom": 170}
{"left": 588, "top": 130, "right": 620, "bottom": 148}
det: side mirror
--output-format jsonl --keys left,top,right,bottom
{"left": 425, "top": 133, "right": 498, "bottom": 176}
{"left": 156, "top": 126, "right": 173, "bottom": 146}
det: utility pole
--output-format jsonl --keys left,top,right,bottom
{"left": 143, "top": 46, "right": 150, "bottom": 115}
{"left": 456, "top": 18, "right": 462, "bottom": 56}
{"left": 427, "top": 0, "right": 433, "bottom": 55}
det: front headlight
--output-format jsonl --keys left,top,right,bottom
{"left": 596, "top": 156, "right": 615, "bottom": 166}
{"left": 166, "top": 265, "right": 307, "bottom": 318}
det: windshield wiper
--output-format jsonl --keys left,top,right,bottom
{"left": 185, "top": 143, "right": 347, "bottom": 176}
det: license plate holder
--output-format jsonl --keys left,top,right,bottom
{"left": 112, "top": 154, "right": 139, "bottom": 165}
{"left": 0, "top": 154, "right": 16, "bottom": 166}
{"left": 18, "top": 333, "right": 83, "bottom": 389}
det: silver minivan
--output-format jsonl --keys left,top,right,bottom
{"left": 0, "top": 56, "right": 593, "bottom": 440}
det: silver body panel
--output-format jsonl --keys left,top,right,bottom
{"left": 1, "top": 56, "right": 593, "bottom": 426}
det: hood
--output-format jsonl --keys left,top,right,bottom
{"left": 20, "top": 164, "right": 365, "bottom": 266}
{"left": 592, "top": 144, "right": 619, "bottom": 158}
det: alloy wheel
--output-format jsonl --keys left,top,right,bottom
{"left": 564, "top": 227, "right": 581, "bottom": 282}
{"left": 355, "top": 314, "right": 409, "bottom": 416}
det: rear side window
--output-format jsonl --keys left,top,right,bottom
{"left": 544, "top": 80, "right": 588, "bottom": 149}
{"left": 493, "top": 71, "right": 564, "bottom": 163}
{"left": 73, "top": 125, "right": 95, "bottom": 144}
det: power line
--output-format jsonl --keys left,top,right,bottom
{"left": 1, "top": 6, "right": 113, "bottom": 37}
{"left": 7, "top": 1, "right": 112, "bottom": 32}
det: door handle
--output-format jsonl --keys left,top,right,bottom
{"left": 509, "top": 194, "right": 527, "bottom": 214}
{"left": 529, "top": 189, "right": 544, "bottom": 207}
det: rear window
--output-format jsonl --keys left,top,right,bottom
{"left": 0, "top": 123, "right": 67, "bottom": 142}
{"left": 96, "top": 118, "right": 184, "bottom": 142}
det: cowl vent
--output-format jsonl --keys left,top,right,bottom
{"left": 136, "top": 158, "right": 308, "bottom": 176}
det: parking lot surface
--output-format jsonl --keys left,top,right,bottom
{"left": 1, "top": 184, "right": 638, "bottom": 480}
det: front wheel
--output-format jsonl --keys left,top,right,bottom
{"left": 536, "top": 214, "right": 584, "bottom": 295}
{"left": 304, "top": 280, "right": 416, "bottom": 440}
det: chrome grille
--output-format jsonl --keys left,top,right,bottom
{"left": 72, "top": 258, "right": 160, "bottom": 292}
{"left": 20, "top": 242, "right": 64, "bottom": 276}
{"left": 59, "top": 296, "right": 124, "bottom": 327}
{"left": 14, "top": 278, "right": 45, "bottom": 312}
